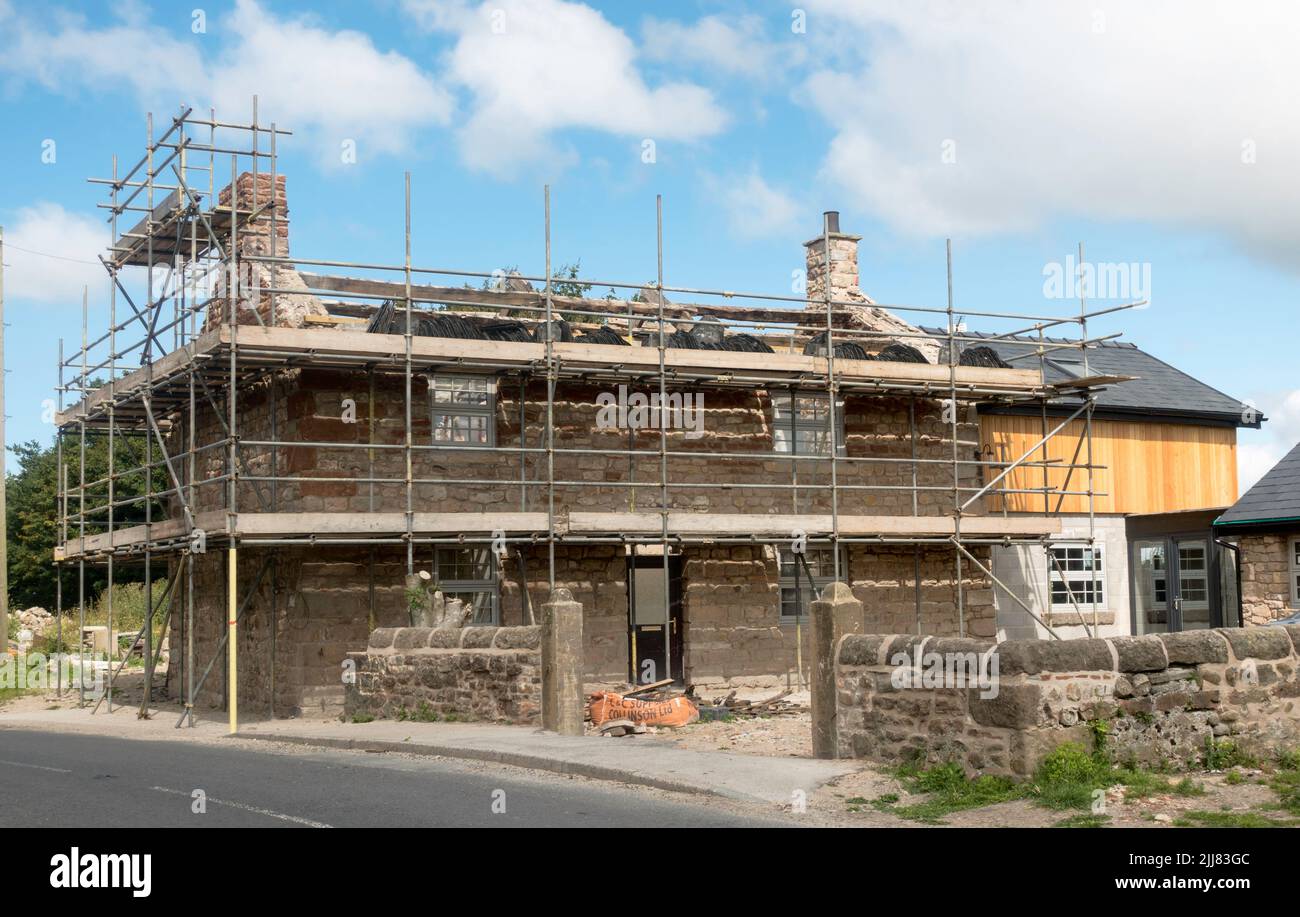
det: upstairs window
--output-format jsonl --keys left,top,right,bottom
{"left": 772, "top": 391, "right": 843, "bottom": 456}
{"left": 429, "top": 375, "right": 495, "bottom": 446}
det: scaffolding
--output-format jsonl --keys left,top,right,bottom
{"left": 53, "top": 103, "right": 1140, "bottom": 729}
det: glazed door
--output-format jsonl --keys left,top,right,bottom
{"left": 1172, "top": 537, "right": 1214, "bottom": 630}
{"left": 1132, "top": 536, "right": 1219, "bottom": 633}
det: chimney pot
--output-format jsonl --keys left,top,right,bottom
{"left": 824, "top": 210, "right": 840, "bottom": 234}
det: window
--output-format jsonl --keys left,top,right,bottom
{"left": 1048, "top": 545, "right": 1105, "bottom": 609}
{"left": 429, "top": 375, "right": 495, "bottom": 446}
{"left": 1291, "top": 538, "right": 1300, "bottom": 607}
{"left": 777, "top": 546, "right": 842, "bottom": 622}
{"left": 771, "top": 391, "right": 844, "bottom": 456}
{"left": 434, "top": 546, "right": 499, "bottom": 625}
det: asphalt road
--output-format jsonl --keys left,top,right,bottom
{"left": 0, "top": 729, "right": 786, "bottom": 828}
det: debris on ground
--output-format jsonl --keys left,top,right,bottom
{"left": 688, "top": 687, "right": 807, "bottom": 719}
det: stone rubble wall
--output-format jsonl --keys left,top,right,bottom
{"left": 835, "top": 626, "right": 1300, "bottom": 775}
{"left": 344, "top": 625, "right": 542, "bottom": 724}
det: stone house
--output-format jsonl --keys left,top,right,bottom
{"left": 56, "top": 166, "right": 1255, "bottom": 721}
{"left": 1214, "top": 441, "right": 1300, "bottom": 625}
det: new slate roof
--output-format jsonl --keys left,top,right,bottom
{"left": 1216, "top": 441, "right": 1300, "bottom": 526}
{"left": 923, "top": 327, "right": 1257, "bottom": 426}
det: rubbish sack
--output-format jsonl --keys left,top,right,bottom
{"left": 587, "top": 691, "right": 699, "bottom": 728}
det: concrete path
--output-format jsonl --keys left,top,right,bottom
{"left": 236, "top": 719, "right": 858, "bottom": 805}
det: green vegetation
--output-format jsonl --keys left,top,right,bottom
{"left": 350, "top": 712, "right": 375, "bottom": 724}
{"left": 7, "top": 435, "right": 154, "bottom": 610}
{"left": 1054, "top": 813, "right": 1111, "bottom": 828}
{"left": 875, "top": 761, "right": 1026, "bottom": 824}
{"left": 395, "top": 701, "right": 440, "bottom": 723}
{"left": 1203, "top": 737, "right": 1258, "bottom": 770}
{"left": 1173, "top": 810, "right": 1297, "bottom": 828}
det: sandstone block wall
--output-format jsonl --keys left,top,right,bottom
{"left": 344, "top": 625, "right": 542, "bottom": 724}
{"left": 836, "top": 626, "right": 1300, "bottom": 775}
{"left": 169, "top": 369, "right": 980, "bottom": 519}
{"left": 1239, "top": 533, "right": 1297, "bottom": 625}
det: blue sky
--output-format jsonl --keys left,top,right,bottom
{"left": 1, "top": 0, "right": 1296, "bottom": 489}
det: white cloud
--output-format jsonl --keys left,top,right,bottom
{"left": 1237, "top": 388, "right": 1300, "bottom": 493}
{"left": 0, "top": 1, "right": 453, "bottom": 163}
{"left": 641, "top": 14, "right": 795, "bottom": 80}
{"left": 408, "top": 0, "right": 729, "bottom": 174}
{"left": 2, "top": 203, "right": 108, "bottom": 304}
{"left": 710, "top": 167, "right": 800, "bottom": 238}
{"left": 799, "top": 0, "right": 1300, "bottom": 270}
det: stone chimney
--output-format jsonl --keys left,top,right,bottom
{"left": 803, "top": 211, "right": 868, "bottom": 306}
{"left": 206, "top": 172, "right": 326, "bottom": 330}
{"left": 801, "top": 210, "right": 940, "bottom": 363}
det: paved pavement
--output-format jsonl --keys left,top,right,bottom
{"left": 236, "top": 718, "right": 858, "bottom": 805}
{"left": 0, "top": 729, "right": 792, "bottom": 828}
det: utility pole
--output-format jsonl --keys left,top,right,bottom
{"left": 1, "top": 226, "right": 8, "bottom": 652}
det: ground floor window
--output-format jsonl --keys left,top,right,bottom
{"left": 777, "top": 546, "right": 841, "bottom": 622}
{"left": 434, "top": 546, "right": 499, "bottom": 624}
{"left": 1291, "top": 537, "right": 1300, "bottom": 607}
{"left": 1048, "top": 545, "right": 1104, "bottom": 609}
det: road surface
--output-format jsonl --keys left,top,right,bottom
{"left": 0, "top": 729, "right": 788, "bottom": 828}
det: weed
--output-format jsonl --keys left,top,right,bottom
{"left": 1054, "top": 813, "right": 1111, "bottom": 828}
{"left": 1173, "top": 810, "right": 1297, "bottom": 828}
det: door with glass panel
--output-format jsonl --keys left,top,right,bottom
{"left": 1132, "top": 536, "right": 1217, "bottom": 634}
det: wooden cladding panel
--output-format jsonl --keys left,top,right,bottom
{"left": 980, "top": 414, "right": 1237, "bottom": 515}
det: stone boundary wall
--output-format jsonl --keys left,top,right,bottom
{"left": 835, "top": 626, "right": 1300, "bottom": 775}
{"left": 345, "top": 625, "right": 542, "bottom": 724}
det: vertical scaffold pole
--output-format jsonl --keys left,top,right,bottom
{"left": 655, "top": 195, "right": 671, "bottom": 683}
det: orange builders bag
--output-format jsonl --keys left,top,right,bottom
{"left": 587, "top": 691, "right": 699, "bottom": 728}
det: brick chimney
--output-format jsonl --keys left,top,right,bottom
{"left": 206, "top": 172, "right": 326, "bottom": 329}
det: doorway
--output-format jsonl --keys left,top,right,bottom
{"left": 627, "top": 554, "right": 683, "bottom": 685}
{"left": 1132, "top": 535, "right": 1220, "bottom": 634}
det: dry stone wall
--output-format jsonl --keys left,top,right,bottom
{"left": 345, "top": 625, "right": 542, "bottom": 724}
{"left": 835, "top": 626, "right": 1300, "bottom": 775}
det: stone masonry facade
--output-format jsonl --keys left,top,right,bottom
{"left": 1238, "top": 533, "right": 1298, "bottom": 625}
{"left": 160, "top": 178, "right": 1006, "bottom": 714}
{"left": 835, "top": 626, "right": 1300, "bottom": 775}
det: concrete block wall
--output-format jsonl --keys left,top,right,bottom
{"left": 835, "top": 626, "right": 1300, "bottom": 775}
{"left": 991, "top": 514, "right": 1130, "bottom": 640}
{"left": 345, "top": 625, "right": 542, "bottom": 724}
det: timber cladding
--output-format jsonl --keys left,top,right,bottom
{"left": 979, "top": 414, "right": 1238, "bottom": 515}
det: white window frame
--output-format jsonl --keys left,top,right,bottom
{"left": 1048, "top": 544, "right": 1105, "bottom": 611}
{"left": 771, "top": 390, "right": 845, "bottom": 457}
{"left": 776, "top": 545, "right": 843, "bottom": 623}
{"left": 434, "top": 545, "right": 500, "bottom": 625}
{"left": 1290, "top": 537, "right": 1300, "bottom": 608}
{"left": 429, "top": 374, "right": 496, "bottom": 447}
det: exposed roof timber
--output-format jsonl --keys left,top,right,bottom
{"left": 57, "top": 325, "right": 1061, "bottom": 427}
